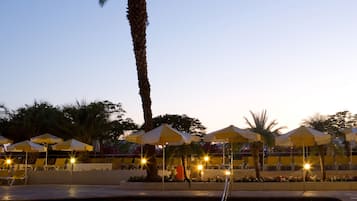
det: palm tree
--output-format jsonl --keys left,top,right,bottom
{"left": 99, "top": 0, "right": 158, "bottom": 180}
{"left": 244, "top": 110, "right": 285, "bottom": 179}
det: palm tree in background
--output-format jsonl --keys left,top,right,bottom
{"left": 99, "top": 0, "right": 158, "bottom": 180}
{"left": 244, "top": 110, "right": 285, "bottom": 179}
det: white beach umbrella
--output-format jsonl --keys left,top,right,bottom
{"left": 30, "top": 133, "right": 63, "bottom": 167}
{"left": 204, "top": 125, "right": 262, "bottom": 172}
{"left": 52, "top": 139, "right": 93, "bottom": 152}
{"left": 275, "top": 126, "right": 331, "bottom": 147}
{"left": 342, "top": 128, "right": 357, "bottom": 142}
{"left": 7, "top": 140, "right": 46, "bottom": 179}
{"left": 0, "top": 135, "right": 13, "bottom": 145}
{"left": 275, "top": 126, "right": 331, "bottom": 166}
{"left": 341, "top": 128, "right": 357, "bottom": 167}
{"left": 125, "top": 130, "right": 145, "bottom": 169}
{"left": 134, "top": 124, "right": 192, "bottom": 186}
{"left": 275, "top": 126, "right": 331, "bottom": 180}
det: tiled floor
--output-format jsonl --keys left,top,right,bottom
{"left": 0, "top": 184, "right": 355, "bottom": 201}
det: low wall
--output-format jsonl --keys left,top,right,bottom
{"left": 27, "top": 169, "right": 357, "bottom": 186}
{"left": 116, "top": 181, "right": 357, "bottom": 191}
{"left": 202, "top": 169, "right": 357, "bottom": 180}
{"left": 28, "top": 170, "right": 146, "bottom": 185}
{"left": 72, "top": 163, "right": 112, "bottom": 171}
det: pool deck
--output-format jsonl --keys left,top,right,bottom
{"left": 0, "top": 184, "right": 356, "bottom": 201}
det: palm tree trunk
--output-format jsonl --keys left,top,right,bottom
{"left": 318, "top": 145, "right": 326, "bottom": 181}
{"left": 127, "top": 0, "right": 158, "bottom": 181}
{"left": 251, "top": 144, "right": 261, "bottom": 179}
{"left": 181, "top": 154, "right": 191, "bottom": 187}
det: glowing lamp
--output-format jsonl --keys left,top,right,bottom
{"left": 70, "top": 157, "right": 76, "bottom": 164}
{"left": 303, "top": 163, "right": 311, "bottom": 170}
{"left": 197, "top": 164, "right": 203, "bottom": 171}
{"left": 5, "top": 159, "right": 12, "bottom": 165}
{"left": 141, "top": 158, "right": 147, "bottom": 165}
{"left": 204, "top": 155, "right": 209, "bottom": 162}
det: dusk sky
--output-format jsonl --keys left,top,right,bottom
{"left": 1, "top": 1, "right": 357, "bottom": 133}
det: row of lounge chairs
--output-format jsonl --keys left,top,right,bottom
{"left": 207, "top": 155, "right": 357, "bottom": 170}
{"left": 0, "top": 158, "right": 68, "bottom": 171}
{"left": 0, "top": 170, "right": 26, "bottom": 185}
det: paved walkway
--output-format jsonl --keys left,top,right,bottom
{"left": 0, "top": 185, "right": 356, "bottom": 201}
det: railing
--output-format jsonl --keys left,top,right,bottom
{"left": 220, "top": 173, "right": 231, "bottom": 201}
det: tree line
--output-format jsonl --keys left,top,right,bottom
{"left": 0, "top": 101, "right": 206, "bottom": 150}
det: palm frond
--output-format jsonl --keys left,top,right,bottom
{"left": 99, "top": 0, "right": 107, "bottom": 7}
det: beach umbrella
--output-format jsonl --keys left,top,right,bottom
{"left": 7, "top": 140, "right": 46, "bottom": 180}
{"left": 204, "top": 125, "right": 261, "bottom": 143}
{"left": 51, "top": 139, "right": 93, "bottom": 152}
{"left": 341, "top": 128, "right": 357, "bottom": 167}
{"left": 125, "top": 131, "right": 145, "bottom": 169}
{"left": 31, "top": 133, "right": 63, "bottom": 144}
{"left": 136, "top": 124, "right": 192, "bottom": 186}
{"left": 0, "top": 136, "right": 13, "bottom": 145}
{"left": 342, "top": 128, "right": 357, "bottom": 142}
{"left": 275, "top": 126, "right": 331, "bottom": 147}
{"left": 0, "top": 136, "right": 13, "bottom": 156}
{"left": 30, "top": 133, "right": 63, "bottom": 167}
{"left": 275, "top": 126, "right": 331, "bottom": 181}
{"left": 126, "top": 130, "right": 145, "bottom": 144}
{"left": 204, "top": 125, "right": 262, "bottom": 172}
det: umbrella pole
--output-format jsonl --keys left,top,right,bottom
{"left": 350, "top": 143, "right": 353, "bottom": 170}
{"left": 45, "top": 144, "right": 48, "bottom": 169}
{"left": 231, "top": 142, "right": 233, "bottom": 181}
{"left": 140, "top": 144, "right": 143, "bottom": 170}
{"left": 25, "top": 151, "right": 28, "bottom": 184}
{"left": 162, "top": 145, "right": 165, "bottom": 190}
{"left": 222, "top": 143, "right": 225, "bottom": 167}
{"left": 303, "top": 144, "right": 305, "bottom": 182}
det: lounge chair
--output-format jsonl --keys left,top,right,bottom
{"left": 0, "top": 170, "right": 26, "bottom": 185}
{"left": 33, "top": 158, "right": 45, "bottom": 171}
{"left": 9, "top": 170, "right": 26, "bottom": 185}
{"left": 53, "top": 158, "right": 67, "bottom": 170}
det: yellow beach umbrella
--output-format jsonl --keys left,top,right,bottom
{"left": 275, "top": 126, "right": 331, "bottom": 181}
{"left": 134, "top": 124, "right": 192, "bottom": 186}
{"left": 276, "top": 126, "right": 331, "bottom": 147}
{"left": 31, "top": 133, "right": 63, "bottom": 145}
{"left": 0, "top": 136, "right": 13, "bottom": 145}
{"left": 342, "top": 128, "right": 357, "bottom": 142}
{"left": 7, "top": 140, "right": 46, "bottom": 180}
{"left": 52, "top": 139, "right": 93, "bottom": 152}
{"left": 204, "top": 125, "right": 262, "bottom": 176}
{"left": 204, "top": 125, "right": 261, "bottom": 143}
{"left": 125, "top": 130, "right": 145, "bottom": 144}
{"left": 341, "top": 128, "right": 357, "bottom": 167}
{"left": 30, "top": 133, "right": 64, "bottom": 167}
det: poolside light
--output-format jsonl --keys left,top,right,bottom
{"left": 70, "top": 157, "right": 76, "bottom": 164}
{"left": 5, "top": 158, "right": 12, "bottom": 165}
{"left": 141, "top": 158, "right": 147, "bottom": 165}
{"left": 204, "top": 155, "right": 209, "bottom": 168}
{"left": 204, "top": 155, "right": 209, "bottom": 162}
{"left": 197, "top": 164, "right": 203, "bottom": 171}
{"left": 303, "top": 163, "right": 311, "bottom": 170}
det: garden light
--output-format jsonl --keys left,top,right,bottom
{"left": 141, "top": 158, "right": 147, "bottom": 165}
{"left": 303, "top": 163, "right": 311, "bottom": 170}
{"left": 5, "top": 158, "right": 12, "bottom": 165}
{"left": 70, "top": 157, "right": 76, "bottom": 164}
{"left": 197, "top": 164, "right": 203, "bottom": 171}
{"left": 204, "top": 155, "right": 209, "bottom": 162}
